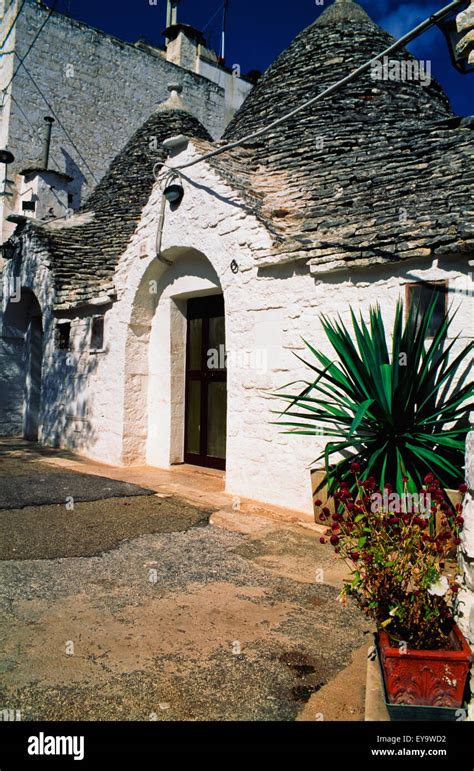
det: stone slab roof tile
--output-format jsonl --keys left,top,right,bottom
{"left": 204, "top": 0, "right": 473, "bottom": 270}
{"left": 23, "top": 109, "right": 211, "bottom": 308}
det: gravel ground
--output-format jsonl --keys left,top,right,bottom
{"left": 0, "top": 523, "right": 370, "bottom": 721}
{"left": 0, "top": 440, "right": 369, "bottom": 721}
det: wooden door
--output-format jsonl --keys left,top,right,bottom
{"left": 184, "top": 295, "right": 226, "bottom": 470}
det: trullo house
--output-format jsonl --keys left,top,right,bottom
{"left": 1, "top": 0, "right": 473, "bottom": 516}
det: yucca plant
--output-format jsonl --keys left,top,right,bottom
{"left": 275, "top": 298, "right": 473, "bottom": 496}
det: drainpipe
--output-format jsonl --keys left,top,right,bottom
{"left": 40, "top": 116, "right": 54, "bottom": 170}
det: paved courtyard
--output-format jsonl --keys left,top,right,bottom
{"left": 0, "top": 440, "right": 370, "bottom": 721}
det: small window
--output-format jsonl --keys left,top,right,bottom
{"left": 90, "top": 316, "right": 104, "bottom": 351}
{"left": 406, "top": 282, "right": 448, "bottom": 338}
{"left": 22, "top": 200, "right": 36, "bottom": 212}
{"left": 55, "top": 321, "right": 71, "bottom": 351}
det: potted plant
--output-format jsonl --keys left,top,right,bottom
{"left": 316, "top": 470, "right": 472, "bottom": 715}
{"left": 274, "top": 298, "right": 473, "bottom": 499}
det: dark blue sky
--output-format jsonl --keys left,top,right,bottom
{"left": 45, "top": 0, "right": 473, "bottom": 115}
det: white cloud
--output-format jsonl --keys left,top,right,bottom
{"left": 377, "top": 1, "right": 440, "bottom": 39}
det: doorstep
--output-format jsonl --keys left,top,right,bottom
{"left": 7, "top": 440, "right": 319, "bottom": 531}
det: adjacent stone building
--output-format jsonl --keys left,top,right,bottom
{"left": 0, "top": 0, "right": 472, "bottom": 523}
{"left": 0, "top": 0, "right": 252, "bottom": 242}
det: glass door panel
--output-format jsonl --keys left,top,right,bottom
{"left": 184, "top": 296, "right": 226, "bottom": 470}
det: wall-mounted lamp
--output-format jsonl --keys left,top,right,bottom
{"left": 1, "top": 240, "right": 16, "bottom": 260}
{"left": 0, "top": 148, "right": 15, "bottom": 199}
{"left": 437, "top": 12, "right": 474, "bottom": 73}
{"left": 0, "top": 149, "right": 14, "bottom": 165}
{"left": 163, "top": 181, "right": 184, "bottom": 205}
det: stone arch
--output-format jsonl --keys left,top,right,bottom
{"left": 0, "top": 287, "right": 44, "bottom": 439}
{"left": 122, "top": 247, "right": 223, "bottom": 466}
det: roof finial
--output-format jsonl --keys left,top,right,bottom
{"left": 315, "top": 0, "right": 374, "bottom": 27}
{"left": 156, "top": 83, "right": 191, "bottom": 113}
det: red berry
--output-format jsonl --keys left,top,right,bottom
{"left": 451, "top": 585, "right": 460, "bottom": 594}
{"left": 314, "top": 498, "right": 322, "bottom": 507}
{"left": 330, "top": 535, "right": 340, "bottom": 546}
{"left": 319, "top": 537, "right": 326, "bottom": 544}
{"left": 350, "top": 462, "right": 360, "bottom": 472}
{"left": 424, "top": 473, "right": 435, "bottom": 484}
{"left": 350, "top": 551, "right": 360, "bottom": 562}
{"left": 459, "top": 483, "right": 468, "bottom": 494}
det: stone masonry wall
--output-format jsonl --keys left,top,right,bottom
{"left": 0, "top": 0, "right": 228, "bottom": 241}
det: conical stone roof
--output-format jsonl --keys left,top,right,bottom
{"left": 205, "top": 0, "right": 473, "bottom": 271}
{"left": 22, "top": 107, "right": 211, "bottom": 308}
{"left": 224, "top": 0, "right": 451, "bottom": 143}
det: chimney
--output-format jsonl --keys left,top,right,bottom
{"left": 40, "top": 116, "right": 54, "bottom": 170}
{"left": 166, "top": 0, "right": 181, "bottom": 42}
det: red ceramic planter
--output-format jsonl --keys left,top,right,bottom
{"left": 378, "top": 625, "right": 472, "bottom": 708}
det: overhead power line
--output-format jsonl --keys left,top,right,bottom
{"left": 202, "top": 1, "right": 225, "bottom": 33}
{"left": 0, "top": 0, "right": 28, "bottom": 51}
{"left": 19, "top": 62, "right": 99, "bottom": 184}
{"left": 171, "top": 0, "right": 467, "bottom": 173}
{"left": 2, "top": 0, "right": 58, "bottom": 94}
{"left": 10, "top": 92, "right": 62, "bottom": 171}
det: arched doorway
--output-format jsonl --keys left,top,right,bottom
{"left": 123, "top": 248, "right": 226, "bottom": 469}
{"left": 1, "top": 289, "right": 43, "bottom": 440}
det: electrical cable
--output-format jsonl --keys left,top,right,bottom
{"left": 202, "top": 1, "right": 225, "bottom": 33}
{"left": 153, "top": 164, "right": 182, "bottom": 262}
{"left": 18, "top": 62, "right": 99, "bottom": 184}
{"left": 2, "top": 0, "right": 58, "bottom": 93}
{"left": 0, "top": 0, "right": 28, "bottom": 51}
{"left": 10, "top": 92, "right": 62, "bottom": 171}
{"left": 1, "top": 0, "right": 97, "bottom": 184}
{"left": 170, "top": 0, "right": 466, "bottom": 173}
